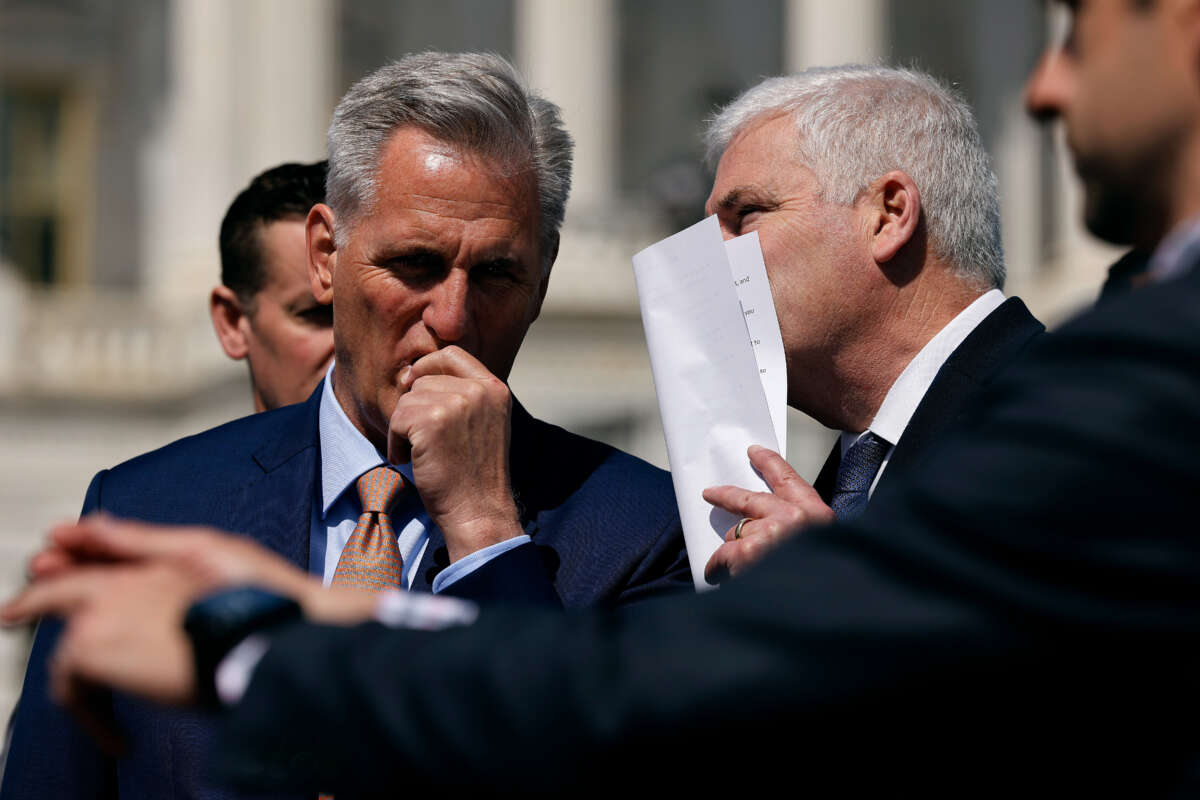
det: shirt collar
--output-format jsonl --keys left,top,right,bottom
{"left": 842, "top": 288, "right": 1005, "bottom": 454}
{"left": 318, "top": 363, "right": 413, "bottom": 517}
{"left": 1147, "top": 215, "right": 1200, "bottom": 283}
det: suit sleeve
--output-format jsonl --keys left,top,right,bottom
{"left": 608, "top": 512, "right": 692, "bottom": 604}
{"left": 214, "top": 278, "right": 1200, "bottom": 796}
{"left": 436, "top": 541, "right": 562, "bottom": 607}
{"left": 1, "top": 471, "right": 116, "bottom": 800}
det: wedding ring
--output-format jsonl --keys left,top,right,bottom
{"left": 734, "top": 517, "right": 751, "bottom": 539}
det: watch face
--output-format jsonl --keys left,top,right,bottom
{"left": 184, "top": 587, "right": 302, "bottom": 706}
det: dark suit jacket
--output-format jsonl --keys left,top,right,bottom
{"left": 213, "top": 266, "right": 1200, "bottom": 797}
{"left": 0, "top": 388, "right": 689, "bottom": 799}
{"left": 813, "top": 295, "right": 1044, "bottom": 501}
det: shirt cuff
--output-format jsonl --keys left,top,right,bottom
{"left": 215, "top": 634, "right": 271, "bottom": 706}
{"left": 213, "top": 589, "right": 480, "bottom": 706}
{"left": 430, "top": 534, "right": 532, "bottom": 594}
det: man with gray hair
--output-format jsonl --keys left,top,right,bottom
{"left": 700, "top": 66, "right": 1044, "bottom": 581}
{"left": 1, "top": 51, "right": 688, "bottom": 800}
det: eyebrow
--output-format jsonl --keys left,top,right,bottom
{"left": 372, "top": 245, "right": 445, "bottom": 265}
{"left": 712, "top": 185, "right": 776, "bottom": 215}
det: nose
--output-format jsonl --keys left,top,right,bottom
{"left": 422, "top": 270, "right": 471, "bottom": 345}
{"left": 1025, "top": 48, "right": 1070, "bottom": 123}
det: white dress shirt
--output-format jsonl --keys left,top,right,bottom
{"left": 838, "top": 289, "right": 1006, "bottom": 497}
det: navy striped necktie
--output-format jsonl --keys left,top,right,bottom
{"left": 830, "top": 432, "right": 891, "bottom": 520}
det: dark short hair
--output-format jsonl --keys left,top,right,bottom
{"left": 219, "top": 160, "right": 328, "bottom": 302}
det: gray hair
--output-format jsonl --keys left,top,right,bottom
{"left": 705, "top": 65, "right": 1005, "bottom": 290}
{"left": 327, "top": 52, "right": 573, "bottom": 269}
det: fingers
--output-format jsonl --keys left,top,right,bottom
{"left": 48, "top": 515, "right": 203, "bottom": 565}
{"left": 392, "top": 388, "right": 505, "bottom": 439}
{"left": 747, "top": 445, "right": 823, "bottom": 504}
{"left": 35, "top": 563, "right": 202, "bottom": 724}
{"left": 1, "top": 568, "right": 113, "bottom": 625}
{"left": 49, "top": 629, "right": 128, "bottom": 756}
{"left": 700, "top": 448, "right": 835, "bottom": 585}
{"left": 703, "top": 484, "right": 809, "bottom": 524}
{"left": 387, "top": 360, "right": 511, "bottom": 467}
{"left": 702, "top": 447, "right": 834, "bottom": 532}
{"left": 28, "top": 547, "right": 78, "bottom": 580}
{"left": 704, "top": 548, "right": 732, "bottom": 585}
{"left": 401, "top": 346, "right": 493, "bottom": 385}
{"left": 388, "top": 436, "right": 413, "bottom": 465}
{"left": 704, "top": 532, "right": 782, "bottom": 584}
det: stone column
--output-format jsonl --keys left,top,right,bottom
{"left": 233, "top": 0, "right": 336, "bottom": 181}
{"left": 515, "top": 0, "right": 616, "bottom": 218}
{"left": 141, "top": 0, "right": 333, "bottom": 307}
{"left": 967, "top": 2, "right": 1044, "bottom": 296}
{"left": 784, "top": 0, "right": 886, "bottom": 72}
{"left": 140, "top": 0, "right": 238, "bottom": 306}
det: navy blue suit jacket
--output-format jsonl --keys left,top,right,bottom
{"left": 0, "top": 386, "right": 689, "bottom": 799}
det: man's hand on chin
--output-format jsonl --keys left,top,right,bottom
{"left": 387, "top": 346, "right": 525, "bottom": 563}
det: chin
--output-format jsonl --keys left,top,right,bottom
{"left": 1083, "top": 186, "right": 1140, "bottom": 246}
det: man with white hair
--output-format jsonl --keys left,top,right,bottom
{"left": 1, "top": 51, "right": 689, "bottom": 800}
{"left": 701, "top": 66, "right": 1044, "bottom": 581}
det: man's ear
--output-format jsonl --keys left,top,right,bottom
{"left": 307, "top": 203, "right": 338, "bottom": 305}
{"left": 863, "top": 171, "right": 921, "bottom": 264}
{"left": 210, "top": 286, "right": 250, "bottom": 361}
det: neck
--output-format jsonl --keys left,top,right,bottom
{"left": 248, "top": 369, "right": 266, "bottom": 413}
{"left": 331, "top": 362, "right": 389, "bottom": 454}
{"left": 802, "top": 268, "right": 985, "bottom": 432}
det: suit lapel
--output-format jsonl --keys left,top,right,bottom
{"left": 813, "top": 440, "right": 841, "bottom": 504}
{"left": 229, "top": 388, "right": 323, "bottom": 570}
{"left": 882, "top": 297, "right": 1044, "bottom": 485}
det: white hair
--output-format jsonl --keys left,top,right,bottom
{"left": 705, "top": 65, "right": 1005, "bottom": 289}
{"left": 327, "top": 52, "right": 573, "bottom": 269}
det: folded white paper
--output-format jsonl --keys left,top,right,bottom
{"left": 726, "top": 231, "right": 787, "bottom": 458}
{"left": 632, "top": 215, "right": 786, "bottom": 590}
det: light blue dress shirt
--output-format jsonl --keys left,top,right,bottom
{"left": 308, "top": 364, "right": 530, "bottom": 592}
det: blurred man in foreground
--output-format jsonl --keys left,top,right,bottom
{"left": 7, "top": 0, "right": 1200, "bottom": 794}
{"left": 209, "top": 161, "right": 334, "bottom": 412}
{"left": 0, "top": 52, "right": 688, "bottom": 800}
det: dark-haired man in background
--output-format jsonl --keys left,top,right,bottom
{"left": 210, "top": 161, "right": 334, "bottom": 412}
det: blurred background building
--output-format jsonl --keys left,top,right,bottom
{"left": 0, "top": 0, "right": 1119, "bottom": 715}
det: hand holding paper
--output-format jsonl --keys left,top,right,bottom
{"left": 632, "top": 216, "right": 788, "bottom": 589}
{"left": 701, "top": 445, "right": 833, "bottom": 583}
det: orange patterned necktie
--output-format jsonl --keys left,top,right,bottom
{"left": 331, "top": 466, "right": 407, "bottom": 591}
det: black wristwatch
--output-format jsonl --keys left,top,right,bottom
{"left": 183, "top": 587, "right": 302, "bottom": 707}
